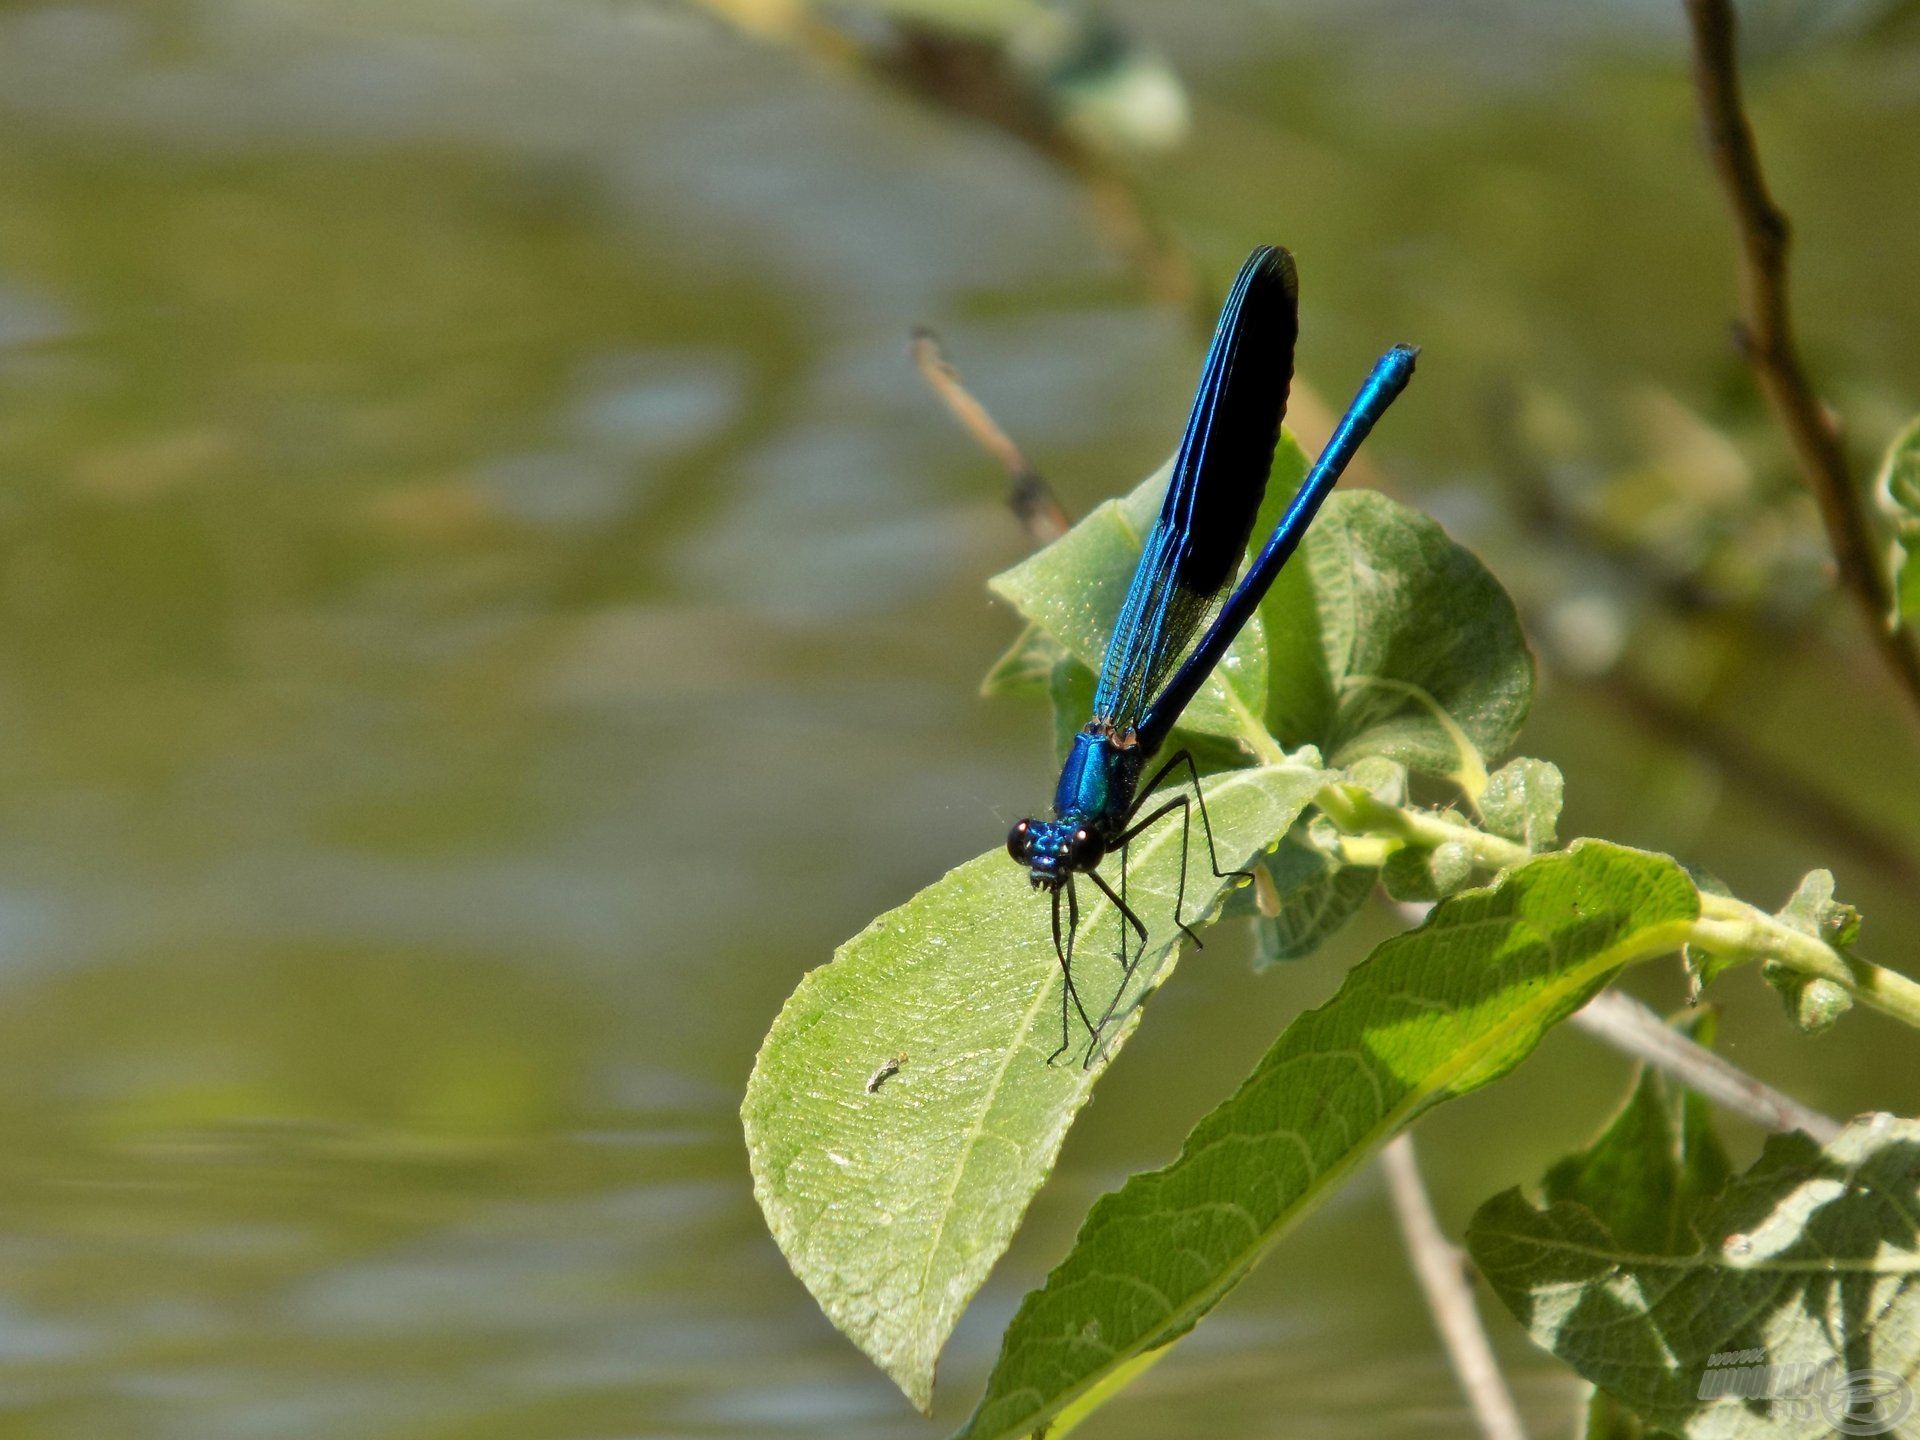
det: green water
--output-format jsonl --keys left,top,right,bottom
{"left": 0, "top": 2, "right": 1917, "bottom": 1435}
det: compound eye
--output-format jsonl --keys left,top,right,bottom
{"left": 1069, "top": 827, "right": 1105, "bottom": 869}
{"left": 1007, "top": 819, "right": 1033, "bottom": 862}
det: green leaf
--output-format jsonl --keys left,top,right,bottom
{"left": 1481, "top": 757, "right": 1565, "bottom": 851}
{"left": 1248, "top": 755, "right": 1402, "bottom": 964}
{"left": 1876, "top": 416, "right": 1920, "bottom": 626}
{"left": 1763, "top": 870, "right": 1861, "bottom": 1034}
{"left": 1046, "top": 650, "right": 1097, "bottom": 766}
{"left": 988, "top": 456, "right": 1282, "bottom": 749}
{"left": 1469, "top": 1113, "right": 1920, "bottom": 1439}
{"left": 742, "top": 761, "right": 1328, "bottom": 1411}
{"left": 956, "top": 841, "right": 1700, "bottom": 1440}
{"left": 1776, "top": 868, "right": 1863, "bottom": 951}
{"left": 1584, "top": 1386, "right": 1676, "bottom": 1440}
{"left": 1537, "top": 1028, "right": 1733, "bottom": 1259}
{"left": 1380, "top": 830, "right": 1478, "bottom": 902}
{"left": 981, "top": 621, "right": 1066, "bottom": 702}
{"left": 1248, "top": 819, "right": 1377, "bottom": 967}
{"left": 1258, "top": 489, "right": 1533, "bottom": 784}
{"left": 987, "top": 466, "right": 1530, "bottom": 787}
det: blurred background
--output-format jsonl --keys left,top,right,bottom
{"left": 0, "top": 0, "right": 1918, "bottom": 1435}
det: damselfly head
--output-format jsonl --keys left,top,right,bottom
{"left": 1011, "top": 818, "right": 1106, "bottom": 888}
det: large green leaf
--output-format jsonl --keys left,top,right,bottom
{"left": 1469, "top": 1113, "right": 1920, "bottom": 1439}
{"left": 956, "top": 841, "right": 1700, "bottom": 1440}
{"left": 741, "top": 761, "right": 1328, "bottom": 1410}
{"left": 1260, "top": 489, "right": 1534, "bottom": 783}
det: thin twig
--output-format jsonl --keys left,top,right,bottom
{"left": 1380, "top": 1134, "right": 1531, "bottom": 1440}
{"left": 1684, "top": 0, "right": 1920, "bottom": 725}
{"left": 911, "top": 328, "right": 1070, "bottom": 545}
{"left": 1570, "top": 989, "right": 1842, "bottom": 1142}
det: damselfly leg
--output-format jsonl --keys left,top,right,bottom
{"left": 1082, "top": 752, "right": 1250, "bottom": 1057}
{"left": 1046, "top": 878, "right": 1098, "bottom": 1065}
{"left": 1083, "top": 858, "right": 1149, "bottom": 1064}
{"left": 1121, "top": 750, "right": 1250, "bottom": 945}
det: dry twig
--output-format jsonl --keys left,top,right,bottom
{"left": 1380, "top": 1135, "right": 1531, "bottom": 1440}
{"left": 1684, "top": 0, "right": 1920, "bottom": 724}
{"left": 1571, "top": 990, "right": 1841, "bottom": 1142}
{"left": 910, "top": 329, "right": 1068, "bottom": 544}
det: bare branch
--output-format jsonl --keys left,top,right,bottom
{"left": 1571, "top": 989, "right": 1842, "bottom": 1142}
{"left": 1380, "top": 1134, "right": 1531, "bottom": 1440}
{"left": 910, "top": 328, "right": 1068, "bottom": 545}
{"left": 1683, "top": 0, "right": 1920, "bottom": 724}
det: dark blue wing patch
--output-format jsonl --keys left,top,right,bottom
{"left": 1090, "top": 246, "right": 1299, "bottom": 732}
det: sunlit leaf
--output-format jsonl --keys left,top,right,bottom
{"left": 1260, "top": 490, "right": 1534, "bottom": 780}
{"left": 1470, "top": 1112, "right": 1920, "bottom": 1439}
{"left": 1481, "top": 757, "right": 1564, "bottom": 851}
{"left": 981, "top": 621, "right": 1065, "bottom": 702}
{"left": 956, "top": 842, "right": 1699, "bottom": 1440}
{"left": 742, "top": 761, "right": 1328, "bottom": 1410}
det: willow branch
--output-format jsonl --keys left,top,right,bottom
{"left": 1683, "top": 0, "right": 1920, "bottom": 724}
{"left": 1569, "top": 990, "right": 1841, "bottom": 1142}
{"left": 1380, "top": 1135, "right": 1530, "bottom": 1440}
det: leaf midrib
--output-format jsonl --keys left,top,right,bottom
{"left": 1479, "top": 1227, "right": 1920, "bottom": 1276}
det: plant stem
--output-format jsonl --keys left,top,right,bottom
{"left": 911, "top": 329, "right": 1068, "bottom": 545}
{"left": 1315, "top": 782, "right": 1531, "bottom": 870}
{"left": 1692, "top": 892, "right": 1920, "bottom": 1031}
{"left": 1683, "top": 0, "right": 1920, "bottom": 728}
{"left": 1319, "top": 786, "right": 1920, "bottom": 1035}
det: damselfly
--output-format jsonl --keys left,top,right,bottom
{"left": 1005, "top": 245, "right": 1416, "bottom": 1062}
